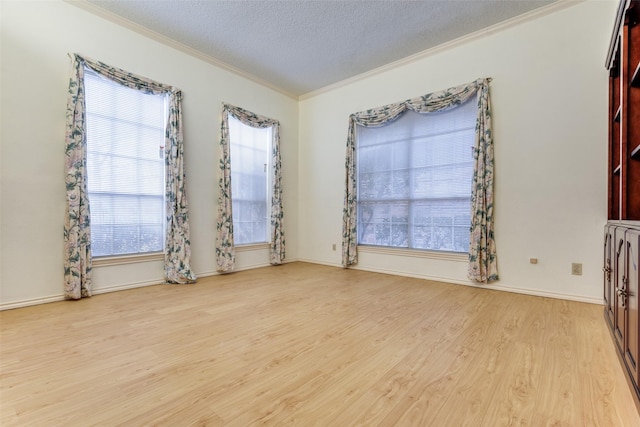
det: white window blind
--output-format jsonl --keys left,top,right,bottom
{"left": 84, "top": 68, "right": 167, "bottom": 257}
{"left": 229, "top": 115, "right": 271, "bottom": 245}
{"left": 356, "top": 98, "right": 476, "bottom": 252}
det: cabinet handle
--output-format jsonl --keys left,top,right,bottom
{"left": 618, "top": 280, "right": 628, "bottom": 308}
{"left": 603, "top": 262, "right": 612, "bottom": 281}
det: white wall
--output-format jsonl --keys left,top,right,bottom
{"left": 0, "top": 0, "right": 619, "bottom": 308}
{"left": 0, "top": 0, "right": 299, "bottom": 307}
{"left": 298, "top": 0, "right": 617, "bottom": 303}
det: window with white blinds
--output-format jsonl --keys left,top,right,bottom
{"left": 229, "top": 115, "right": 271, "bottom": 245}
{"left": 356, "top": 98, "right": 476, "bottom": 253}
{"left": 84, "top": 68, "right": 167, "bottom": 257}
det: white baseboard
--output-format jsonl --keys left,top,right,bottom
{"left": 345, "top": 263, "right": 603, "bottom": 305}
{"left": 1, "top": 258, "right": 303, "bottom": 310}
{"left": 0, "top": 257, "right": 601, "bottom": 310}
{"left": 296, "top": 257, "right": 342, "bottom": 268}
{"left": 92, "top": 279, "right": 166, "bottom": 295}
{"left": 196, "top": 257, "right": 299, "bottom": 279}
{"left": 0, "top": 278, "right": 167, "bottom": 311}
{"left": 0, "top": 294, "right": 67, "bottom": 311}
{"left": 293, "top": 259, "right": 603, "bottom": 306}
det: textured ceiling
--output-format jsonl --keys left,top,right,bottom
{"left": 84, "top": 0, "right": 557, "bottom": 97}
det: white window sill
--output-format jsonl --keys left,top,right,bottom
{"left": 357, "top": 245, "right": 468, "bottom": 262}
{"left": 92, "top": 252, "right": 163, "bottom": 267}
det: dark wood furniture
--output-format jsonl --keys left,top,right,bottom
{"left": 605, "top": 0, "right": 640, "bottom": 408}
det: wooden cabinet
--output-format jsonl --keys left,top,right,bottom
{"left": 615, "top": 226, "right": 628, "bottom": 353}
{"left": 605, "top": 0, "right": 640, "bottom": 407}
{"left": 624, "top": 228, "right": 640, "bottom": 386}
{"left": 607, "top": 0, "right": 640, "bottom": 221}
{"left": 604, "top": 225, "right": 628, "bottom": 335}
{"left": 605, "top": 223, "right": 640, "bottom": 402}
{"left": 605, "top": 225, "right": 615, "bottom": 329}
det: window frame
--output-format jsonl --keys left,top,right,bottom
{"left": 228, "top": 113, "right": 273, "bottom": 246}
{"left": 354, "top": 100, "right": 476, "bottom": 254}
{"left": 83, "top": 66, "right": 168, "bottom": 259}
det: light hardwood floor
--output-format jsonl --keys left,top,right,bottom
{"left": 1, "top": 262, "right": 638, "bottom": 426}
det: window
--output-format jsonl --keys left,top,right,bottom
{"left": 215, "top": 103, "right": 284, "bottom": 272}
{"left": 228, "top": 114, "right": 272, "bottom": 245}
{"left": 84, "top": 68, "right": 167, "bottom": 257}
{"left": 356, "top": 98, "right": 476, "bottom": 253}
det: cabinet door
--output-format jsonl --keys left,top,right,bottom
{"left": 605, "top": 225, "right": 616, "bottom": 328}
{"left": 614, "top": 227, "right": 627, "bottom": 352}
{"left": 624, "top": 229, "right": 640, "bottom": 385}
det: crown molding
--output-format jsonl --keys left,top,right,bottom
{"left": 64, "top": 0, "right": 298, "bottom": 100}
{"left": 299, "top": 0, "right": 583, "bottom": 101}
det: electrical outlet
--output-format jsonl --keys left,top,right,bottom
{"left": 529, "top": 258, "right": 538, "bottom": 264}
{"left": 332, "top": 243, "right": 336, "bottom": 251}
{"left": 571, "top": 263, "right": 582, "bottom": 276}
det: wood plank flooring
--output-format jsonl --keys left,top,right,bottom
{"left": 1, "top": 262, "right": 638, "bottom": 426}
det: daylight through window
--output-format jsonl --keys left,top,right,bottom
{"left": 229, "top": 114, "right": 272, "bottom": 245}
{"left": 356, "top": 98, "right": 476, "bottom": 252}
{"left": 85, "top": 69, "right": 167, "bottom": 257}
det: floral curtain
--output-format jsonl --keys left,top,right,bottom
{"left": 468, "top": 81, "right": 498, "bottom": 283}
{"left": 215, "top": 103, "right": 285, "bottom": 272}
{"left": 64, "top": 57, "right": 92, "bottom": 299}
{"left": 64, "top": 54, "right": 195, "bottom": 299}
{"left": 341, "top": 78, "right": 498, "bottom": 283}
{"left": 163, "top": 90, "right": 197, "bottom": 284}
